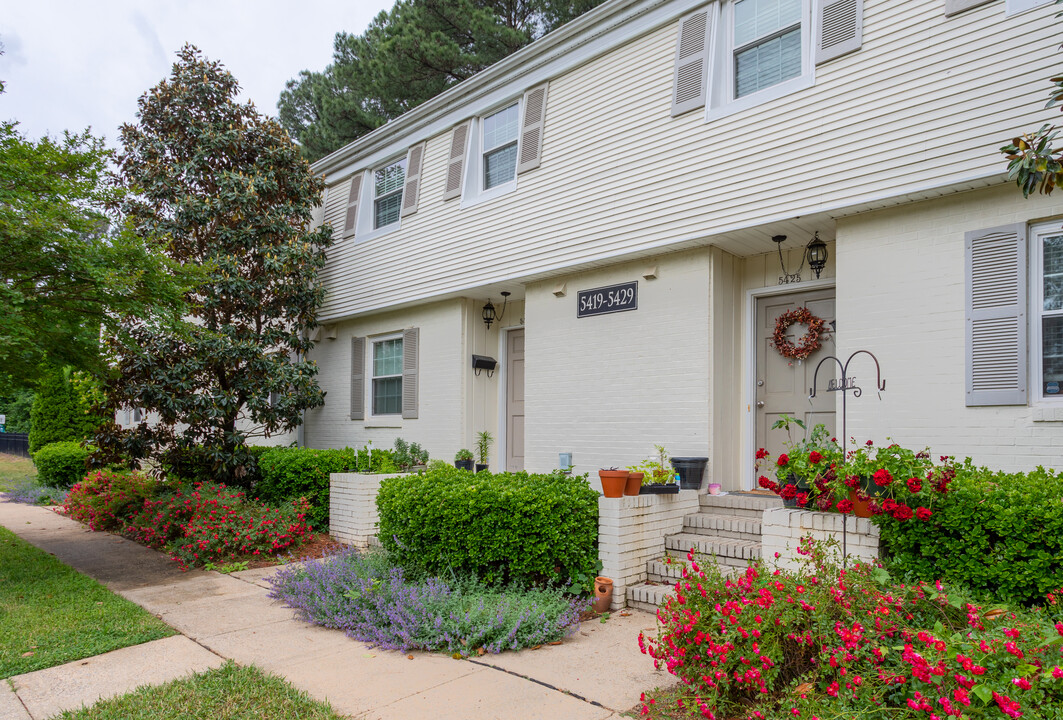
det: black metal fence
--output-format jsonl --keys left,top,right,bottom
{"left": 0, "top": 433, "right": 30, "bottom": 458}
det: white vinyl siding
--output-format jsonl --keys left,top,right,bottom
{"left": 314, "top": 2, "right": 1060, "bottom": 322}
{"left": 373, "top": 159, "right": 406, "bottom": 229}
{"left": 371, "top": 336, "right": 404, "bottom": 416}
{"left": 1032, "top": 221, "right": 1063, "bottom": 401}
{"left": 1007, "top": 0, "right": 1052, "bottom": 15}
{"left": 482, "top": 104, "right": 520, "bottom": 189}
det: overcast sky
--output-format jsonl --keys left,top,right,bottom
{"left": 0, "top": 0, "right": 394, "bottom": 144}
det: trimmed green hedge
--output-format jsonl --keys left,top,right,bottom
{"left": 376, "top": 466, "right": 599, "bottom": 587}
{"left": 33, "top": 441, "right": 90, "bottom": 488}
{"left": 256, "top": 447, "right": 397, "bottom": 531}
{"left": 161, "top": 444, "right": 274, "bottom": 490}
{"left": 880, "top": 461, "right": 1063, "bottom": 606}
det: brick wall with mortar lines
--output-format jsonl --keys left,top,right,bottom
{"left": 330, "top": 472, "right": 408, "bottom": 546}
{"left": 524, "top": 249, "right": 712, "bottom": 482}
{"left": 598, "top": 491, "right": 700, "bottom": 610}
{"left": 837, "top": 185, "right": 1063, "bottom": 472}
{"left": 301, "top": 299, "right": 465, "bottom": 461}
{"left": 761, "top": 508, "right": 879, "bottom": 571}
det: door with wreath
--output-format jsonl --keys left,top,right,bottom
{"left": 754, "top": 289, "right": 836, "bottom": 487}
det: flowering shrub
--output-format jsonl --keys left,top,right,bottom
{"left": 124, "top": 482, "right": 311, "bottom": 569}
{"left": 63, "top": 470, "right": 158, "bottom": 531}
{"left": 268, "top": 546, "right": 582, "bottom": 655}
{"left": 639, "top": 539, "right": 1063, "bottom": 720}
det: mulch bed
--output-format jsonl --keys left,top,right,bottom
{"left": 242, "top": 533, "right": 348, "bottom": 569}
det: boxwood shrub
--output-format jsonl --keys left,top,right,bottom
{"left": 879, "top": 460, "right": 1063, "bottom": 605}
{"left": 256, "top": 446, "right": 397, "bottom": 531}
{"left": 376, "top": 466, "right": 599, "bottom": 587}
{"left": 33, "top": 441, "right": 90, "bottom": 488}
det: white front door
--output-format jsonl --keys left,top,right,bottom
{"left": 754, "top": 289, "right": 836, "bottom": 484}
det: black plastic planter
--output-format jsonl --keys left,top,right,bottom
{"left": 475, "top": 463, "right": 488, "bottom": 473}
{"left": 454, "top": 459, "right": 474, "bottom": 471}
{"left": 640, "top": 483, "right": 680, "bottom": 495}
{"left": 671, "top": 457, "right": 708, "bottom": 490}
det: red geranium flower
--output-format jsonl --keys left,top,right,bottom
{"left": 906, "top": 477, "right": 922, "bottom": 493}
{"left": 755, "top": 448, "right": 769, "bottom": 460}
{"left": 808, "top": 451, "right": 822, "bottom": 465}
{"left": 779, "top": 484, "right": 797, "bottom": 499}
{"left": 844, "top": 474, "right": 861, "bottom": 490}
{"left": 776, "top": 454, "right": 789, "bottom": 467}
{"left": 873, "top": 468, "right": 893, "bottom": 487}
{"left": 915, "top": 507, "right": 932, "bottom": 521}
{"left": 892, "top": 505, "right": 913, "bottom": 521}
{"left": 836, "top": 499, "right": 854, "bottom": 513}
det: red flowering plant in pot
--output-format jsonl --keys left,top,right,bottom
{"left": 754, "top": 417, "right": 843, "bottom": 510}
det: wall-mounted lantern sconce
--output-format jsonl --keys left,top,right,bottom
{"left": 472, "top": 354, "right": 498, "bottom": 377}
{"left": 482, "top": 291, "right": 510, "bottom": 329}
{"left": 806, "top": 232, "right": 828, "bottom": 279}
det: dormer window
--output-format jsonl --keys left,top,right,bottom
{"left": 482, "top": 103, "right": 520, "bottom": 190}
{"left": 733, "top": 0, "right": 803, "bottom": 98}
{"left": 373, "top": 159, "right": 406, "bottom": 230}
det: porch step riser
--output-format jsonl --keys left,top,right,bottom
{"left": 627, "top": 582, "right": 674, "bottom": 611}
{"left": 699, "top": 494, "right": 783, "bottom": 513}
{"left": 665, "top": 533, "right": 762, "bottom": 562}
{"left": 683, "top": 514, "right": 762, "bottom": 541}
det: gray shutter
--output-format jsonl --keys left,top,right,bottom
{"left": 401, "top": 327, "right": 419, "bottom": 419}
{"left": 945, "top": 0, "right": 994, "bottom": 16}
{"left": 965, "top": 224, "right": 1027, "bottom": 407}
{"left": 323, "top": 179, "right": 349, "bottom": 241}
{"left": 443, "top": 121, "right": 471, "bottom": 201}
{"left": 517, "top": 83, "right": 549, "bottom": 174}
{"left": 342, "top": 174, "right": 362, "bottom": 239}
{"left": 350, "top": 336, "right": 366, "bottom": 420}
{"left": 400, "top": 142, "right": 426, "bottom": 218}
{"left": 671, "top": 10, "right": 712, "bottom": 117}
{"left": 816, "top": 0, "right": 863, "bottom": 64}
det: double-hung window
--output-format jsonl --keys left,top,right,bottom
{"left": 732, "top": 0, "right": 803, "bottom": 98}
{"left": 373, "top": 159, "right": 406, "bottom": 230}
{"left": 371, "top": 336, "right": 404, "bottom": 415}
{"left": 481, "top": 103, "right": 520, "bottom": 190}
{"left": 1033, "top": 222, "right": 1063, "bottom": 400}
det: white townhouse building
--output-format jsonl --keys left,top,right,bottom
{"left": 291, "top": 0, "right": 1063, "bottom": 491}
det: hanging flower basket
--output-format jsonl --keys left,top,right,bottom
{"left": 771, "top": 308, "right": 828, "bottom": 360}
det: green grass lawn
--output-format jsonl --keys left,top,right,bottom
{"left": 0, "top": 452, "right": 35, "bottom": 492}
{"left": 51, "top": 662, "right": 345, "bottom": 720}
{"left": 0, "top": 526, "right": 175, "bottom": 678}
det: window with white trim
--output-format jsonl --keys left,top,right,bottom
{"left": 373, "top": 159, "right": 406, "bottom": 230}
{"left": 371, "top": 335, "right": 404, "bottom": 415}
{"left": 481, "top": 103, "right": 520, "bottom": 190}
{"left": 1032, "top": 221, "right": 1063, "bottom": 400}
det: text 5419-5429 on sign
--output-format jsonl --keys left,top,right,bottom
{"left": 576, "top": 281, "right": 638, "bottom": 318}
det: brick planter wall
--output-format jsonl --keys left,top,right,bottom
{"left": 329, "top": 472, "right": 407, "bottom": 547}
{"left": 761, "top": 508, "right": 879, "bottom": 570}
{"left": 598, "top": 490, "right": 699, "bottom": 610}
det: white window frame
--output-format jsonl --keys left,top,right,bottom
{"left": 461, "top": 100, "right": 522, "bottom": 208}
{"left": 353, "top": 156, "right": 407, "bottom": 242}
{"left": 706, "top": 0, "right": 815, "bottom": 122}
{"left": 368, "top": 332, "right": 404, "bottom": 419}
{"left": 1030, "top": 220, "right": 1063, "bottom": 404}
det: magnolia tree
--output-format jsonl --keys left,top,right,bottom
{"left": 93, "top": 45, "right": 333, "bottom": 483}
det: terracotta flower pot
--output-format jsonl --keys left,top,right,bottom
{"left": 598, "top": 470, "right": 628, "bottom": 498}
{"left": 848, "top": 489, "right": 873, "bottom": 518}
{"left": 593, "top": 576, "right": 613, "bottom": 613}
{"left": 624, "top": 471, "right": 644, "bottom": 496}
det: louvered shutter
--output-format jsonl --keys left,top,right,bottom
{"left": 965, "top": 224, "right": 1028, "bottom": 407}
{"left": 443, "top": 121, "right": 471, "bottom": 201}
{"left": 944, "top": 0, "right": 994, "bottom": 16}
{"left": 671, "top": 10, "right": 712, "bottom": 117}
{"left": 815, "top": 0, "right": 863, "bottom": 64}
{"left": 323, "top": 179, "right": 349, "bottom": 241}
{"left": 350, "top": 336, "right": 366, "bottom": 420}
{"left": 400, "top": 142, "right": 426, "bottom": 218}
{"left": 342, "top": 174, "right": 363, "bottom": 239}
{"left": 309, "top": 192, "right": 326, "bottom": 230}
{"left": 401, "top": 328, "right": 419, "bottom": 419}
{"left": 517, "top": 83, "right": 549, "bottom": 174}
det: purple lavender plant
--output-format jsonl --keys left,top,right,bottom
{"left": 268, "top": 547, "right": 582, "bottom": 654}
{"left": 2, "top": 478, "right": 68, "bottom": 506}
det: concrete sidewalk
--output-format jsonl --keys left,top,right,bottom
{"left": 0, "top": 500, "right": 674, "bottom": 719}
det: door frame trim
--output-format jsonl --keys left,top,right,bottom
{"left": 497, "top": 324, "right": 524, "bottom": 472}
{"left": 742, "top": 279, "right": 836, "bottom": 489}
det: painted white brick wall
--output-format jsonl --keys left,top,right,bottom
{"left": 524, "top": 249, "right": 712, "bottom": 483}
{"left": 761, "top": 508, "right": 879, "bottom": 571}
{"left": 598, "top": 490, "right": 700, "bottom": 610}
{"left": 837, "top": 185, "right": 1063, "bottom": 472}
{"left": 329, "top": 472, "right": 408, "bottom": 546}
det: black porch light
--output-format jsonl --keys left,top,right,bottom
{"left": 482, "top": 291, "right": 510, "bottom": 329}
{"left": 805, "top": 232, "right": 828, "bottom": 279}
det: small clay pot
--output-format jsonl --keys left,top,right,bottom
{"left": 848, "top": 489, "right": 873, "bottom": 518}
{"left": 593, "top": 576, "right": 613, "bottom": 613}
{"left": 598, "top": 470, "right": 628, "bottom": 498}
{"left": 624, "top": 472, "right": 644, "bottom": 496}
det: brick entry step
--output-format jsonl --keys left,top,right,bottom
{"left": 626, "top": 492, "right": 782, "bottom": 612}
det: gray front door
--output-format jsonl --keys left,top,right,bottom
{"left": 754, "top": 289, "right": 836, "bottom": 485}
{"left": 505, "top": 329, "right": 525, "bottom": 471}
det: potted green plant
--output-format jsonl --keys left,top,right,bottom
{"left": 475, "top": 431, "right": 493, "bottom": 472}
{"left": 628, "top": 444, "right": 679, "bottom": 495}
{"left": 755, "top": 417, "right": 842, "bottom": 509}
{"left": 454, "top": 448, "right": 474, "bottom": 471}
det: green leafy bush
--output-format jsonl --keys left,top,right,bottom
{"left": 64, "top": 470, "right": 158, "bottom": 531}
{"left": 256, "top": 446, "right": 397, "bottom": 530}
{"left": 33, "top": 441, "right": 90, "bottom": 488}
{"left": 161, "top": 443, "right": 274, "bottom": 490}
{"left": 29, "top": 367, "right": 105, "bottom": 453}
{"left": 376, "top": 466, "right": 599, "bottom": 586}
{"left": 879, "top": 460, "right": 1063, "bottom": 606}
